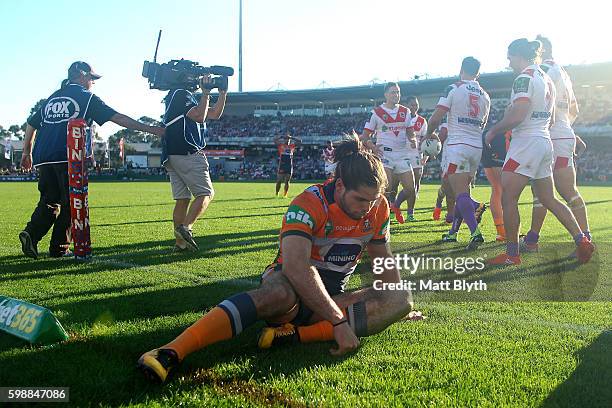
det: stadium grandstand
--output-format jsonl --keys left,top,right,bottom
{"left": 2, "top": 62, "right": 611, "bottom": 182}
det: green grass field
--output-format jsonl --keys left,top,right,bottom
{"left": 0, "top": 181, "right": 610, "bottom": 407}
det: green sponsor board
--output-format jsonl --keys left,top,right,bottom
{"left": 0, "top": 297, "right": 68, "bottom": 345}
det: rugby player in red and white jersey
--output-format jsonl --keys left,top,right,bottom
{"left": 391, "top": 96, "right": 428, "bottom": 221}
{"left": 521, "top": 35, "right": 591, "bottom": 251}
{"left": 360, "top": 82, "right": 417, "bottom": 224}
{"left": 322, "top": 140, "right": 336, "bottom": 178}
{"left": 485, "top": 38, "right": 594, "bottom": 265}
{"left": 426, "top": 57, "right": 491, "bottom": 250}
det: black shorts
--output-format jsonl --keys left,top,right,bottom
{"left": 260, "top": 263, "right": 345, "bottom": 325}
{"left": 278, "top": 161, "right": 293, "bottom": 175}
{"left": 482, "top": 133, "right": 508, "bottom": 168}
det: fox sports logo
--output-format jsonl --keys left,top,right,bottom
{"left": 43, "top": 97, "right": 80, "bottom": 123}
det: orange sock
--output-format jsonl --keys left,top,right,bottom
{"left": 494, "top": 218, "right": 506, "bottom": 237}
{"left": 297, "top": 320, "right": 334, "bottom": 343}
{"left": 163, "top": 307, "right": 234, "bottom": 361}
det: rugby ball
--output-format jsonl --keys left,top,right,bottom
{"left": 421, "top": 139, "right": 442, "bottom": 157}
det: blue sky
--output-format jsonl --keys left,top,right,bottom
{"left": 1, "top": 0, "right": 610, "bottom": 138}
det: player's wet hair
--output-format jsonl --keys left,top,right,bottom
{"left": 508, "top": 38, "right": 542, "bottom": 63}
{"left": 536, "top": 35, "right": 553, "bottom": 59}
{"left": 334, "top": 133, "right": 387, "bottom": 192}
{"left": 384, "top": 82, "right": 399, "bottom": 93}
{"left": 405, "top": 95, "right": 418, "bottom": 103}
{"left": 461, "top": 57, "right": 481, "bottom": 76}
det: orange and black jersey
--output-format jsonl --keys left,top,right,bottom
{"left": 277, "top": 143, "right": 296, "bottom": 164}
{"left": 274, "top": 180, "right": 390, "bottom": 293}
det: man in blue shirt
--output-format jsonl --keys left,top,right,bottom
{"left": 19, "top": 61, "right": 165, "bottom": 259}
{"left": 162, "top": 75, "right": 227, "bottom": 252}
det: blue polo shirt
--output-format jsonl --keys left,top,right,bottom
{"left": 27, "top": 83, "right": 117, "bottom": 167}
{"left": 162, "top": 89, "right": 206, "bottom": 164}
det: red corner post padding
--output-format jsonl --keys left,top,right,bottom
{"left": 67, "top": 119, "right": 92, "bottom": 260}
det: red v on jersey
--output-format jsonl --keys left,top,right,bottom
{"left": 413, "top": 115, "right": 426, "bottom": 132}
{"left": 374, "top": 106, "right": 409, "bottom": 137}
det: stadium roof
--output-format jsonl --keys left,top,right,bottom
{"left": 224, "top": 62, "right": 612, "bottom": 106}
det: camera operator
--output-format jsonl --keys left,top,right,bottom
{"left": 18, "top": 61, "right": 165, "bottom": 259}
{"left": 162, "top": 74, "right": 227, "bottom": 252}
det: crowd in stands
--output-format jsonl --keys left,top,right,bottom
{"left": 0, "top": 166, "right": 28, "bottom": 176}
{"left": 206, "top": 112, "right": 372, "bottom": 141}
{"left": 573, "top": 90, "right": 612, "bottom": 126}
{"left": 210, "top": 147, "right": 327, "bottom": 181}
{"left": 3, "top": 95, "right": 612, "bottom": 182}
{"left": 205, "top": 107, "right": 516, "bottom": 142}
{"left": 575, "top": 151, "right": 612, "bottom": 182}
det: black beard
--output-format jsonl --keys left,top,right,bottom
{"left": 338, "top": 192, "right": 363, "bottom": 220}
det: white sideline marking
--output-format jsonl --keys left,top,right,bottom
{"left": 91, "top": 256, "right": 259, "bottom": 288}
{"left": 429, "top": 303, "right": 608, "bottom": 334}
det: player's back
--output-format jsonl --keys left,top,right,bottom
{"left": 541, "top": 60, "right": 576, "bottom": 138}
{"left": 439, "top": 80, "right": 490, "bottom": 148}
{"left": 511, "top": 65, "right": 556, "bottom": 140}
{"left": 278, "top": 143, "right": 295, "bottom": 156}
{"left": 278, "top": 143, "right": 295, "bottom": 161}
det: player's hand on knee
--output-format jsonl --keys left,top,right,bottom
{"left": 330, "top": 322, "right": 360, "bottom": 356}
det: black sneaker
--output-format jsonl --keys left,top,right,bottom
{"left": 174, "top": 225, "right": 198, "bottom": 251}
{"left": 137, "top": 348, "right": 179, "bottom": 383}
{"left": 19, "top": 231, "right": 38, "bottom": 259}
{"left": 466, "top": 232, "right": 484, "bottom": 251}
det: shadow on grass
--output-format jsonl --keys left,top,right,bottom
{"left": 0, "top": 278, "right": 340, "bottom": 407}
{"left": 90, "top": 202, "right": 173, "bottom": 209}
{"left": 90, "top": 196, "right": 279, "bottom": 210}
{"left": 92, "top": 210, "right": 285, "bottom": 227}
{"left": 0, "top": 228, "right": 280, "bottom": 282}
{"left": 398, "top": 198, "right": 612, "bottom": 213}
{"left": 45, "top": 276, "right": 260, "bottom": 325}
{"left": 358, "top": 241, "right": 604, "bottom": 302}
{"left": 542, "top": 330, "right": 612, "bottom": 408}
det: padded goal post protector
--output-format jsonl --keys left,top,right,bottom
{"left": 0, "top": 296, "right": 68, "bottom": 345}
{"left": 67, "top": 118, "right": 92, "bottom": 260}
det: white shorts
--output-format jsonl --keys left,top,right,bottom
{"left": 551, "top": 138, "right": 576, "bottom": 170}
{"left": 503, "top": 137, "right": 553, "bottom": 180}
{"left": 380, "top": 148, "right": 413, "bottom": 175}
{"left": 405, "top": 149, "right": 423, "bottom": 169}
{"left": 443, "top": 144, "right": 482, "bottom": 177}
{"left": 324, "top": 162, "right": 337, "bottom": 175}
{"left": 440, "top": 148, "right": 448, "bottom": 178}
